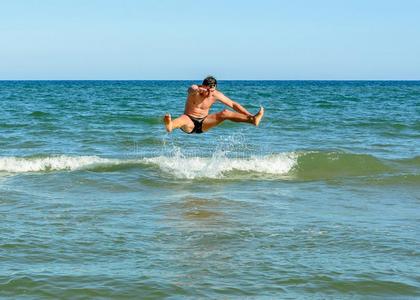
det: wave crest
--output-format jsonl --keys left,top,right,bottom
{"left": 0, "top": 155, "right": 113, "bottom": 173}
{"left": 144, "top": 152, "right": 297, "bottom": 179}
{"left": 0, "top": 152, "right": 417, "bottom": 182}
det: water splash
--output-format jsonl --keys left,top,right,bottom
{"left": 144, "top": 150, "right": 297, "bottom": 179}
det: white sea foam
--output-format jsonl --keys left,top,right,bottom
{"left": 0, "top": 152, "right": 297, "bottom": 179}
{"left": 144, "top": 151, "right": 297, "bottom": 179}
{"left": 0, "top": 155, "right": 113, "bottom": 173}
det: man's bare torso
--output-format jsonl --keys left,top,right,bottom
{"left": 184, "top": 90, "right": 218, "bottom": 118}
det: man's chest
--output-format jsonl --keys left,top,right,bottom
{"left": 189, "top": 96, "right": 215, "bottom": 108}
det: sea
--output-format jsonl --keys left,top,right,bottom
{"left": 0, "top": 80, "right": 419, "bottom": 299}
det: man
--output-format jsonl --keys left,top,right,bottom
{"left": 163, "top": 76, "right": 264, "bottom": 134}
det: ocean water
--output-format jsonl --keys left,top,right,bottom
{"left": 0, "top": 80, "right": 419, "bottom": 299}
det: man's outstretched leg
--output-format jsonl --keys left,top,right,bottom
{"left": 202, "top": 107, "right": 264, "bottom": 132}
{"left": 163, "top": 114, "right": 193, "bottom": 132}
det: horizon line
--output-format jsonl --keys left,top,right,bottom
{"left": 0, "top": 79, "right": 420, "bottom": 81}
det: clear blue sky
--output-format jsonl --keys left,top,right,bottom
{"left": 1, "top": 0, "right": 419, "bottom": 80}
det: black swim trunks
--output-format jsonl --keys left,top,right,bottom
{"left": 181, "top": 114, "right": 207, "bottom": 134}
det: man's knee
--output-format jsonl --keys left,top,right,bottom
{"left": 216, "top": 109, "right": 229, "bottom": 120}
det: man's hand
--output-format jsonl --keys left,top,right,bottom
{"left": 188, "top": 85, "right": 215, "bottom": 97}
{"left": 197, "top": 85, "right": 211, "bottom": 95}
{"left": 189, "top": 85, "right": 208, "bottom": 95}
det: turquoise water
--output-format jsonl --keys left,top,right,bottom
{"left": 0, "top": 80, "right": 419, "bottom": 299}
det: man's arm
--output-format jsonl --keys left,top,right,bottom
{"left": 216, "top": 91, "right": 253, "bottom": 116}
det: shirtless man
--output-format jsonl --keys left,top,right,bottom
{"left": 163, "top": 76, "right": 264, "bottom": 134}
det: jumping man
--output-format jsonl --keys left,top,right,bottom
{"left": 163, "top": 76, "right": 264, "bottom": 134}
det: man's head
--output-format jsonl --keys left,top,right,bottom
{"left": 202, "top": 76, "right": 217, "bottom": 89}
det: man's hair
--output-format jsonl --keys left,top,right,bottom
{"left": 202, "top": 76, "right": 217, "bottom": 88}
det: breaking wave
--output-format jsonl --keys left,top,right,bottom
{"left": 0, "top": 152, "right": 417, "bottom": 181}
{"left": 0, "top": 155, "right": 115, "bottom": 173}
{"left": 0, "top": 153, "right": 296, "bottom": 179}
{"left": 143, "top": 151, "right": 296, "bottom": 179}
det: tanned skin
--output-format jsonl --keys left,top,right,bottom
{"left": 164, "top": 84, "right": 264, "bottom": 133}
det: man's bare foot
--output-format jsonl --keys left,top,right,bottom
{"left": 253, "top": 106, "right": 264, "bottom": 126}
{"left": 164, "top": 113, "right": 173, "bottom": 132}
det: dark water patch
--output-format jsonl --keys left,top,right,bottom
{"left": 29, "top": 111, "right": 53, "bottom": 118}
{"left": 381, "top": 132, "right": 420, "bottom": 139}
{"left": 0, "top": 195, "right": 18, "bottom": 206}
{"left": 0, "top": 123, "right": 29, "bottom": 129}
{"left": 342, "top": 120, "right": 415, "bottom": 132}
{"left": 157, "top": 196, "right": 255, "bottom": 231}
{"left": 73, "top": 177, "right": 135, "bottom": 192}
{"left": 362, "top": 174, "right": 420, "bottom": 186}
{"left": 177, "top": 196, "right": 234, "bottom": 209}
{"left": 160, "top": 196, "right": 250, "bottom": 215}
{"left": 14, "top": 140, "right": 47, "bottom": 149}
{"left": 183, "top": 209, "right": 224, "bottom": 220}
{"left": 315, "top": 100, "right": 342, "bottom": 108}
{"left": 0, "top": 275, "right": 189, "bottom": 299}
{"left": 293, "top": 152, "right": 392, "bottom": 180}
{"left": 137, "top": 176, "right": 182, "bottom": 189}
{"left": 301, "top": 276, "right": 419, "bottom": 296}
